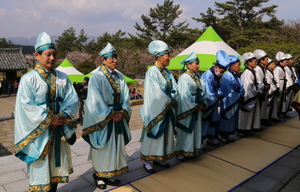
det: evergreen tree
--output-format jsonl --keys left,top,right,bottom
{"left": 134, "top": 0, "right": 188, "bottom": 42}
{"left": 56, "top": 27, "right": 88, "bottom": 58}
{"left": 0, "top": 38, "right": 14, "bottom": 48}
{"left": 193, "top": 0, "right": 283, "bottom": 49}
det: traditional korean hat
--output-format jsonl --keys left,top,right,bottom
{"left": 285, "top": 53, "right": 293, "bottom": 60}
{"left": 34, "top": 32, "right": 56, "bottom": 52}
{"left": 214, "top": 50, "right": 230, "bottom": 70}
{"left": 267, "top": 58, "right": 275, "bottom": 65}
{"left": 241, "top": 52, "right": 256, "bottom": 63}
{"left": 253, "top": 49, "right": 267, "bottom": 60}
{"left": 99, "top": 42, "right": 117, "bottom": 59}
{"left": 148, "top": 40, "right": 169, "bottom": 56}
{"left": 180, "top": 52, "right": 199, "bottom": 65}
{"left": 180, "top": 52, "right": 199, "bottom": 71}
{"left": 276, "top": 51, "right": 287, "bottom": 62}
{"left": 229, "top": 55, "right": 240, "bottom": 66}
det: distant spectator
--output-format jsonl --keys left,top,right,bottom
{"left": 2, "top": 78, "right": 6, "bottom": 94}
{"left": 13, "top": 80, "right": 18, "bottom": 94}
{"left": 7, "top": 81, "right": 12, "bottom": 96}
{"left": 137, "top": 90, "right": 143, "bottom": 99}
{"left": 131, "top": 88, "right": 137, "bottom": 99}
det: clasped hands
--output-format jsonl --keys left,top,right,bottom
{"left": 112, "top": 111, "right": 123, "bottom": 122}
{"left": 50, "top": 116, "right": 65, "bottom": 128}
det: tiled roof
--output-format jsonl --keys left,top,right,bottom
{"left": 0, "top": 48, "right": 28, "bottom": 71}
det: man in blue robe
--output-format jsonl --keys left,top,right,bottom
{"left": 175, "top": 52, "right": 207, "bottom": 161}
{"left": 202, "top": 50, "right": 230, "bottom": 147}
{"left": 82, "top": 43, "right": 131, "bottom": 189}
{"left": 14, "top": 32, "right": 78, "bottom": 192}
{"left": 219, "top": 55, "right": 245, "bottom": 142}
{"left": 140, "top": 40, "right": 178, "bottom": 173}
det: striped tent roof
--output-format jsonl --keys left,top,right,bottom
{"left": 0, "top": 48, "right": 28, "bottom": 71}
{"left": 168, "top": 27, "right": 242, "bottom": 71}
{"left": 56, "top": 59, "right": 86, "bottom": 83}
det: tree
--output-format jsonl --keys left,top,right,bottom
{"left": 55, "top": 27, "right": 88, "bottom": 58}
{"left": 134, "top": 0, "right": 189, "bottom": 42}
{"left": 77, "top": 60, "right": 96, "bottom": 75}
{"left": 0, "top": 38, "right": 14, "bottom": 48}
{"left": 66, "top": 51, "right": 92, "bottom": 68}
{"left": 193, "top": 0, "right": 283, "bottom": 49}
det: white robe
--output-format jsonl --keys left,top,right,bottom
{"left": 273, "top": 66, "right": 287, "bottom": 113}
{"left": 285, "top": 66, "right": 296, "bottom": 112}
{"left": 254, "top": 65, "right": 268, "bottom": 120}
{"left": 238, "top": 68, "right": 263, "bottom": 130}
{"left": 265, "top": 69, "right": 279, "bottom": 119}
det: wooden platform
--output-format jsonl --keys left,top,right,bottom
{"left": 110, "top": 117, "right": 300, "bottom": 192}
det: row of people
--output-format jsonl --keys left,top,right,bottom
{"left": 14, "top": 32, "right": 297, "bottom": 192}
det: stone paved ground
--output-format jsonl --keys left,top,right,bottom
{"left": 0, "top": 95, "right": 16, "bottom": 157}
{"left": 0, "top": 95, "right": 143, "bottom": 157}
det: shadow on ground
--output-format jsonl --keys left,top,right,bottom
{"left": 0, "top": 143, "right": 13, "bottom": 157}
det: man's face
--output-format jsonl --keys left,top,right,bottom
{"left": 215, "top": 66, "right": 225, "bottom": 74}
{"left": 187, "top": 61, "right": 200, "bottom": 73}
{"left": 288, "top": 59, "right": 294, "bottom": 67}
{"left": 103, "top": 55, "right": 118, "bottom": 71}
{"left": 260, "top": 56, "right": 269, "bottom": 66}
{"left": 231, "top": 62, "right": 241, "bottom": 73}
{"left": 268, "top": 62, "right": 276, "bottom": 70}
{"left": 34, "top": 49, "right": 56, "bottom": 71}
{"left": 248, "top": 58, "right": 258, "bottom": 69}
{"left": 158, "top": 53, "right": 171, "bottom": 67}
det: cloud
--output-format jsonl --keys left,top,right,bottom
{"left": 48, "top": 16, "right": 67, "bottom": 26}
{"left": 0, "top": 9, "right": 6, "bottom": 18}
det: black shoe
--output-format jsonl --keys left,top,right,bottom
{"left": 269, "top": 118, "right": 279, "bottom": 123}
{"left": 93, "top": 174, "right": 107, "bottom": 189}
{"left": 225, "top": 136, "right": 235, "bottom": 142}
{"left": 207, "top": 139, "right": 221, "bottom": 146}
{"left": 238, "top": 132, "right": 246, "bottom": 138}
{"left": 153, "top": 161, "right": 170, "bottom": 167}
{"left": 283, "top": 115, "right": 291, "bottom": 118}
{"left": 176, "top": 155, "right": 188, "bottom": 162}
{"left": 144, "top": 162, "right": 155, "bottom": 173}
{"left": 219, "top": 137, "right": 229, "bottom": 144}
{"left": 104, "top": 178, "right": 120, "bottom": 186}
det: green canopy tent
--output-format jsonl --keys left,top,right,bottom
{"left": 56, "top": 59, "right": 86, "bottom": 83}
{"left": 168, "top": 26, "right": 242, "bottom": 71}
{"left": 85, "top": 66, "right": 137, "bottom": 84}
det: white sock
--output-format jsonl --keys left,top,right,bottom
{"left": 144, "top": 162, "right": 153, "bottom": 169}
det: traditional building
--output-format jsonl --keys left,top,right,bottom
{"left": 0, "top": 47, "right": 28, "bottom": 83}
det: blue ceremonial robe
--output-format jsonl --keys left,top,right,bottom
{"left": 219, "top": 69, "right": 245, "bottom": 135}
{"left": 14, "top": 65, "right": 78, "bottom": 191}
{"left": 140, "top": 63, "right": 177, "bottom": 162}
{"left": 175, "top": 71, "right": 206, "bottom": 157}
{"left": 201, "top": 67, "right": 222, "bottom": 139}
{"left": 82, "top": 66, "right": 131, "bottom": 178}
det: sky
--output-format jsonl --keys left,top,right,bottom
{"left": 0, "top": 0, "right": 299, "bottom": 39}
